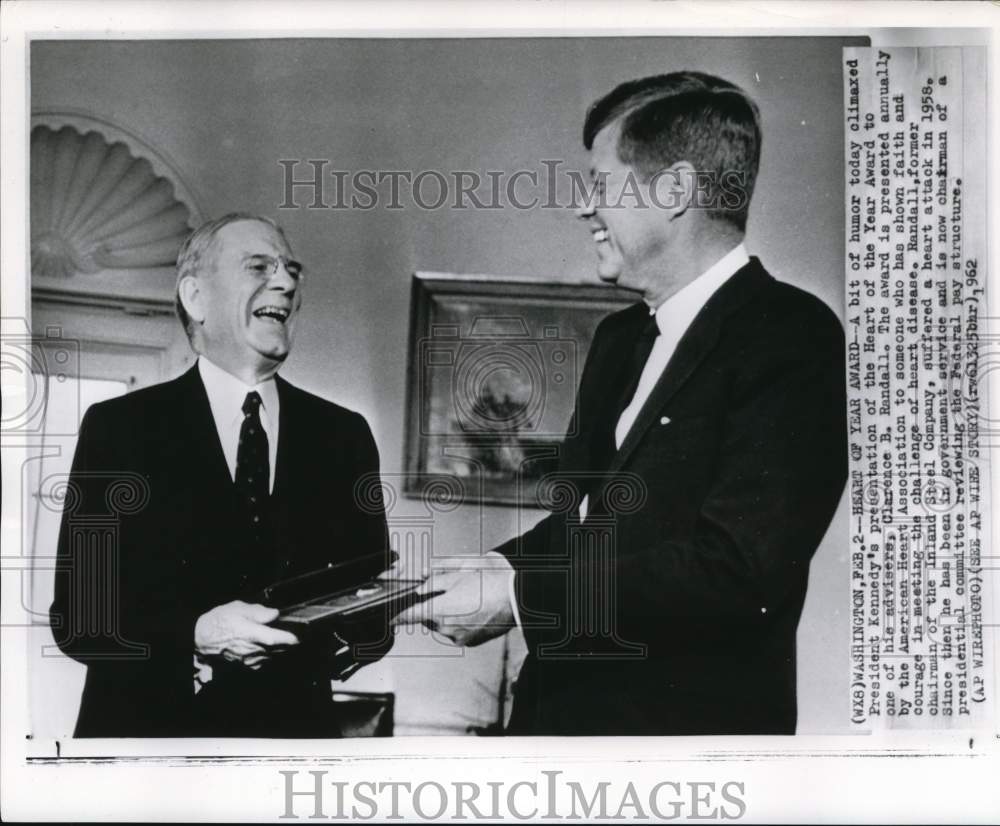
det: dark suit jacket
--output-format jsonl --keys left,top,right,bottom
{"left": 49, "top": 365, "right": 390, "bottom": 737}
{"left": 497, "top": 258, "right": 847, "bottom": 735}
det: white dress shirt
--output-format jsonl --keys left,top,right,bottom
{"left": 613, "top": 243, "right": 750, "bottom": 448}
{"left": 194, "top": 356, "right": 280, "bottom": 690}
{"left": 577, "top": 243, "right": 750, "bottom": 520}
{"left": 197, "top": 356, "right": 280, "bottom": 493}
{"left": 504, "top": 244, "right": 751, "bottom": 628}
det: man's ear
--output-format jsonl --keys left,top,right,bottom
{"left": 178, "top": 275, "right": 205, "bottom": 325}
{"left": 649, "top": 161, "right": 697, "bottom": 219}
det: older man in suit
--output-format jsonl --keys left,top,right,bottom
{"left": 50, "top": 213, "right": 391, "bottom": 737}
{"left": 396, "top": 72, "right": 847, "bottom": 735}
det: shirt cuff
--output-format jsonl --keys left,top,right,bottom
{"left": 485, "top": 550, "right": 523, "bottom": 631}
{"left": 503, "top": 564, "right": 523, "bottom": 631}
{"left": 507, "top": 569, "right": 523, "bottom": 630}
{"left": 193, "top": 653, "right": 213, "bottom": 694}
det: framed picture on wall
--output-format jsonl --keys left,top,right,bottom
{"left": 403, "top": 271, "right": 635, "bottom": 506}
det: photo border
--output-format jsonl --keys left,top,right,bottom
{"left": 2, "top": 2, "right": 998, "bottom": 822}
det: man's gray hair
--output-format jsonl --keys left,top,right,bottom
{"left": 174, "top": 212, "right": 290, "bottom": 342}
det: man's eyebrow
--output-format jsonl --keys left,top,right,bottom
{"left": 243, "top": 253, "right": 299, "bottom": 262}
{"left": 242, "top": 252, "right": 304, "bottom": 272}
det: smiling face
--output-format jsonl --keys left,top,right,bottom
{"left": 578, "top": 122, "right": 678, "bottom": 303}
{"left": 189, "top": 219, "right": 303, "bottom": 381}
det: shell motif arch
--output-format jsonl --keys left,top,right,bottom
{"left": 31, "top": 124, "right": 194, "bottom": 279}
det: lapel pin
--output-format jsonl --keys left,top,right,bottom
{"left": 660, "top": 416, "right": 671, "bottom": 425}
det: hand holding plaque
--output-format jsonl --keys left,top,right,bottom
{"left": 391, "top": 552, "right": 516, "bottom": 647}
{"left": 194, "top": 600, "right": 300, "bottom": 670}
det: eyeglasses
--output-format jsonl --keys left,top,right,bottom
{"left": 245, "top": 254, "right": 304, "bottom": 280}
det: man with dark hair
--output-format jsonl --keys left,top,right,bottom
{"left": 51, "top": 213, "right": 391, "bottom": 737}
{"left": 582, "top": 71, "right": 761, "bottom": 232}
{"left": 396, "top": 72, "right": 847, "bottom": 735}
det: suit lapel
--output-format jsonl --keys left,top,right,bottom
{"left": 175, "top": 364, "right": 234, "bottom": 492}
{"left": 560, "top": 302, "right": 648, "bottom": 479}
{"left": 169, "top": 366, "right": 249, "bottom": 583}
{"left": 591, "top": 258, "right": 772, "bottom": 507}
{"left": 272, "top": 376, "right": 295, "bottom": 499}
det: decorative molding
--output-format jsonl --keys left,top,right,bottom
{"left": 30, "top": 117, "right": 200, "bottom": 282}
{"left": 31, "top": 290, "right": 193, "bottom": 386}
{"left": 31, "top": 286, "right": 176, "bottom": 318}
{"left": 31, "top": 109, "right": 204, "bottom": 225}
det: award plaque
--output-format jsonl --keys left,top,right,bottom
{"left": 257, "top": 552, "right": 431, "bottom": 636}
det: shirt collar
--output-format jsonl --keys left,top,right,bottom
{"left": 197, "top": 356, "right": 280, "bottom": 425}
{"left": 652, "top": 243, "right": 750, "bottom": 334}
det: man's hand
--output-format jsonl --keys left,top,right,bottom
{"left": 194, "top": 600, "right": 299, "bottom": 669}
{"left": 392, "top": 552, "right": 516, "bottom": 647}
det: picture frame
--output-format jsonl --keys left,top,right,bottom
{"left": 403, "top": 271, "right": 635, "bottom": 506}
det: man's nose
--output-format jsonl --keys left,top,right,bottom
{"left": 575, "top": 200, "right": 596, "bottom": 220}
{"left": 269, "top": 260, "right": 298, "bottom": 291}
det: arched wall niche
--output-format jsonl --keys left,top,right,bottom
{"left": 30, "top": 109, "right": 204, "bottom": 306}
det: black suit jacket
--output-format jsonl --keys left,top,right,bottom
{"left": 497, "top": 258, "right": 847, "bottom": 735}
{"left": 50, "top": 365, "right": 390, "bottom": 737}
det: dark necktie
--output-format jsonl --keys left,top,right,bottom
{"left": 612, "top": 312, "right": 661, "bottom": 424}
{"left": 589, "top": 312, "right": 660, "bottom": 484}
{"left": 236, "top": 391, "right": 270, "bottom": 543}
